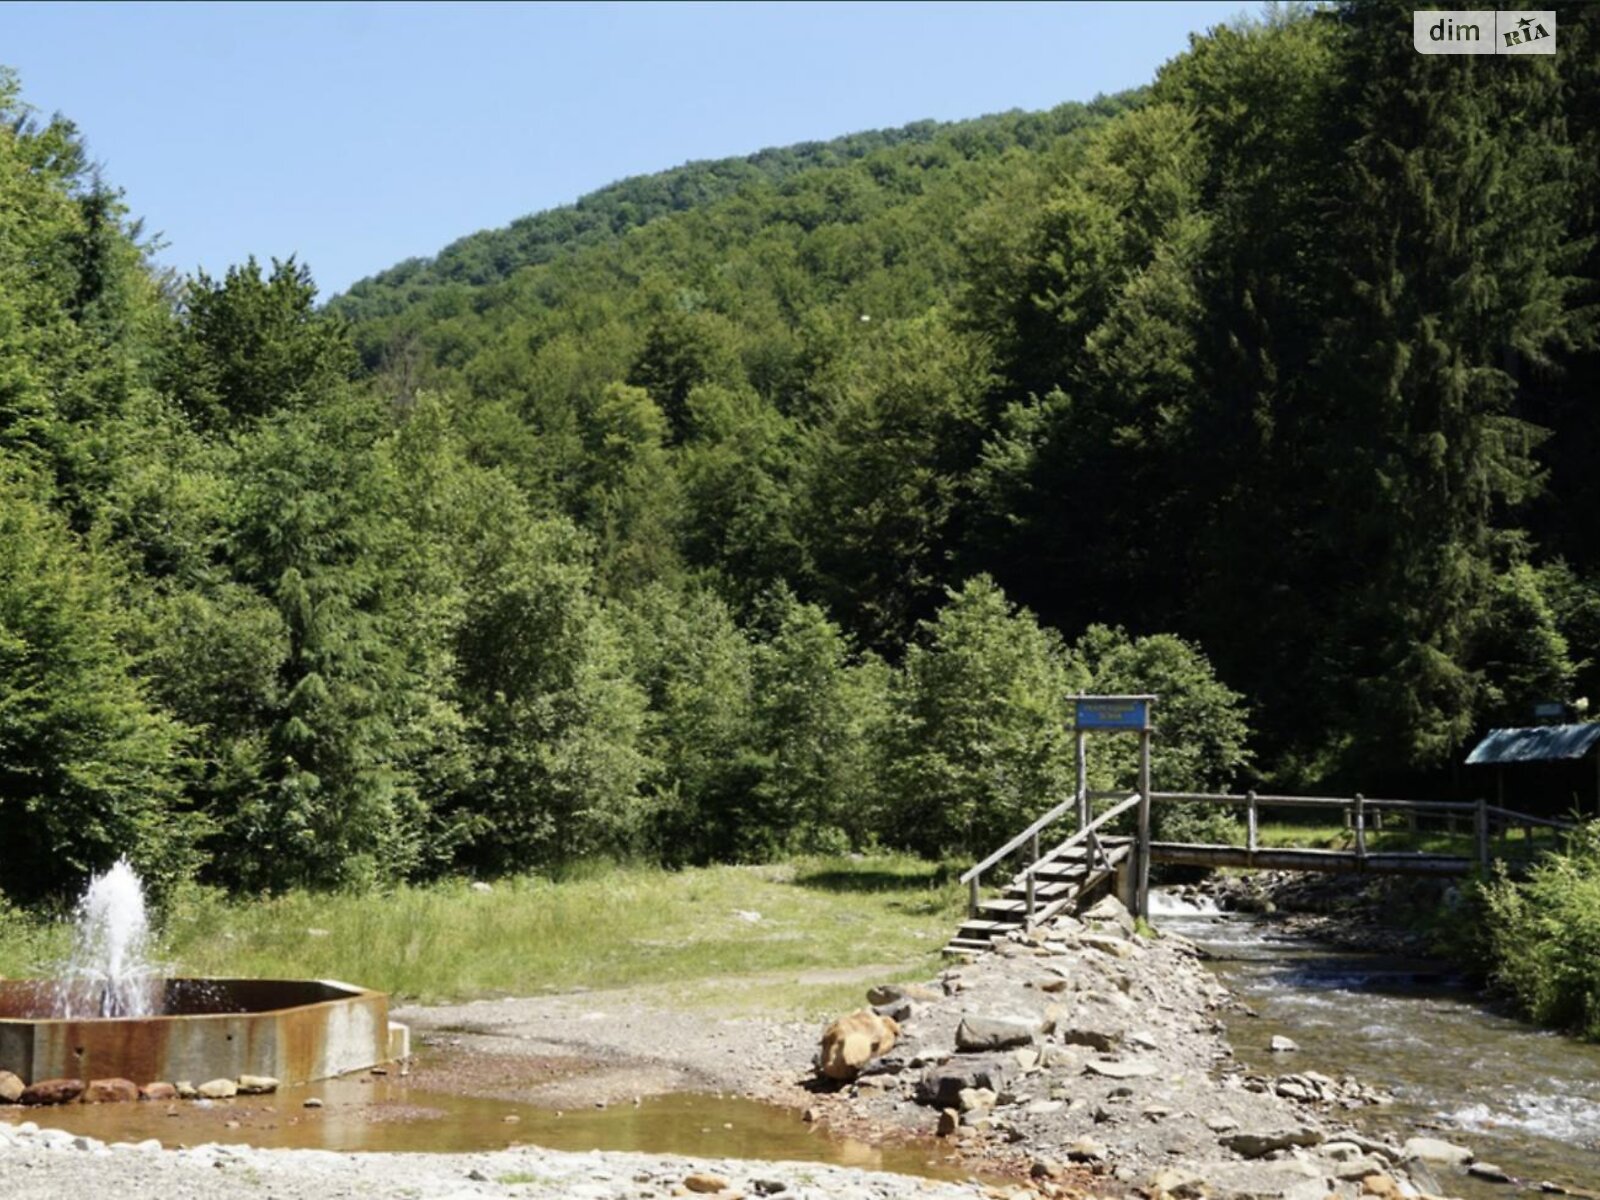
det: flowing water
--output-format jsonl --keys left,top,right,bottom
{"left": 54, "top": 859, "right": 161, "bottom": 1019}
{"left": 1151, "top": 891, "right": 1600, "bottom": 1196}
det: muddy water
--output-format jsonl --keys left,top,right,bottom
{"left": 5, "top": 1064, "right": 968, "bottom": 1181}
{"left": 1152, "top": 893, "right": 1600, "bottom": 1196}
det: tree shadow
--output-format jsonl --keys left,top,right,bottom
{"left": 791, "top": 864, "right": 958, "bottom": 894}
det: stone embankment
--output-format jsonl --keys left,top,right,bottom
{"left": 809, "top": 895, "right": 1483, "bottom": 1200}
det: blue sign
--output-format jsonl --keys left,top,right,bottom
{"left": 1075, "top": 697, "right": 1150, "bottom": 731}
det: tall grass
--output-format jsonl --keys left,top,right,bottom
{"left": 2, "top": 857, "right": 964, "bottom": 1014}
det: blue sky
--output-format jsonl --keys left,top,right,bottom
{"left": 4, "top": 1, "right": 1247, "bottom": 299}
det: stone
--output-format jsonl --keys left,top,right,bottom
{"left": 955, "top": 1015, "right": 1036, "bottom": 1052}
{"left": 303, "top": 1097, "right": 324, "bottom": 1108}
{"left": 197, "top": 1078, "right": 238, "bottom": 1100}
{"left": 1084, "top": 1058, "right": 1157, "bottom": 1079}
{"left": 1361, "top": 1175, "right": 1405, "bottom": 1199}
{"left": 1080, "top": 933, "right": 1138, "bottom": 959}
{"left": 1322, "top": 1141, "right": 1364, "bottom": 1162}
{"left": 871, "top": 999, "right": 914, "bottom": 1024}
{"left": 1269, "top": 1035, "right": 1300, "bottom": 1053}
{"left": 684, "top": 1173, "right": 729, "bottom": 1194}
{"left": 957, "top": 1086, "right": 995, "bottom": 1113}
{"left": 936, "top": 1108, "right": 959, "bottom": 1136}
{"left": 1223, "top": 1128, "right": 1323, "bottom": 1158}
{"left": 175, "top": 1081, "right": 198, "bottom": 1099}
{"left": 915, "top": 1057, "right": 1017, "bottom": 1108}
{"left": 1056, "top": 1024, "right": 1121, "bottom": 1053}
{"left": 818, "top": 1009, "right": 899, "bottom": 1082}
{"left": 236, "top": 1075, "right": 279, "bottom": 1094}
{"left": 1082, "top": 894, "right": 1137, "bottom": 936}
{"left": 1467, "top": 1162, "right": 1511, "bottom": 1183}
{"left": 0, "top": 1070, "right": 23, "bottom": 1103}
{"left": 1024, "top": 1099, "right": 1063, "bottom": 1115}
{"left": 139, "top": 1082, "right": 177, "bottom": 1101}
{"left": 1066, "top": 1136, "right": 1108, "bottom": 1163}
{"left": 1029, "top": 1157, "right": 1066, "bottom": 1181}
{"left": 1013, "top": 1047, "right": 1040, "bottom": 1071}
{"left": 866, "top": 983, "right": 939, "bottom": 1006}
{"left": 82, "top": 1078, "right": 139, "bottom": 1104}
{"left": 1149, "top": 1166, "right": 1206, "bottom": 1198}
{"left": 1332, "top": 1157, "right": 1390, "bottom": 1182}
{"left": 1206, "top": 1115, "right": 1239, "bottom": 1133}
{"left": 20, "top": 1078, "right": 84, "bottom": 1106}
{"left": 1401, "top": 1135, "right": 1473, "bottom": 1165}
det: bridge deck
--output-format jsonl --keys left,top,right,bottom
{"left": 1149, "top": 842, "right": 1474, "bottom": 876}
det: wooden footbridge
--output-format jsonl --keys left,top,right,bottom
{"left": 945, "top": 788, "right": 1575, "bottom": 956}
{"left": 945, "top": 695, "right": 1578, "bottom": 956}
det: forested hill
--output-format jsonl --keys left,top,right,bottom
{"left": 3, "top": 1, "right": 1599, "bottom": 907}
{"left": 330, "top": 99, "right": 1136, "bottom": 331}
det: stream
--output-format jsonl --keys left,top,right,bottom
{"left": 1151, "top": 891, "right": 1600, "bottom": 1196}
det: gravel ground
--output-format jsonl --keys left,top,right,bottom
{"left": 0, "top": 1123, "right": 992, "bottom": 1200}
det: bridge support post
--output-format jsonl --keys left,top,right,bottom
{"left": 1354, "top": 793, "right": 1367, "bottom": 867}
{"left": 1136, "top": 727, "right": 1152, "bottom": 922}
{"left": 1475, "top": 796, "right": 1489, "bottom": 872}
{"left": 969, "top": 875, "right": 979, "bottom": 919}
{"left": 1246, "top": 790, "right": 1258, "bottom": 857}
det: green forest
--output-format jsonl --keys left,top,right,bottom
{"left": 3, "top": 0, "right": 1599, "bottom": 916}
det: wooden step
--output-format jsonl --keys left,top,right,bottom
{"left": 1003, "top": 880, "right": 1075, "bottom": 900}
{"left": 977, "top": 898, "right": 1029, "bottom": 915}
{"left": 943, "top": 936, "right": 995, "bottom": 955}
{"left": 953, "top": 921, "right": 1004, "bottom": 940}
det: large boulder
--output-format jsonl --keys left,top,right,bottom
{"left": 818, "top": 1009, "right": 900, "bottom": 1082}
{"left": 0, "top": 1070, "right": 23, "bottom": 1103}
{"left": 914, "top": 1056, "right": 1017, "bottom": 1108}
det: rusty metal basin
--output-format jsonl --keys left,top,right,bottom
{"left": 0, "top": 978, "right": 390, "bottom": 1087}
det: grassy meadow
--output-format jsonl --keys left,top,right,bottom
{"left": 0, "top": 856, "right": 967, "bottom": 1017}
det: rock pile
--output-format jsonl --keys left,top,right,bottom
{"left": 0, "top": 1070, "right": 277, "bottom": 1106}
{"left": 814, "top": 894, "right": 1476, "bottom": 1200}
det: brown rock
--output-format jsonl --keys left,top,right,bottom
{"left": 0, "top": 1069, "right": 23, "bottom": 1103}
{"left": 237, "top": 1074, "right": 279, "bottom": 1094}
{"left": 684, "top": 1173, "right": 729, "bottom": 1194}
{"left": 197, "top": 1077, "right": 238, "bottom": 1099}
{"left": 1361, "top": 1175, "right": 1404, "bottom": 1200}
{"left": 20, "top": 1078, "right": 84, "bottom": 1106}
{"left": 82, "top": 1078, "right": 140, "bottom": 1103}
{"left": 818, "top": 1009, "right": 900, "bottom": 1081}
{"left": 140, "top": 1082, "right": 178, "bottom": 1101}
{"left": 937, "top": 1108, "right": 960, "bottom": 1136}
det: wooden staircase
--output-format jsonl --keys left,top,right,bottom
{"left": 943, "top": 807, "right": 1137, "bottom": 957}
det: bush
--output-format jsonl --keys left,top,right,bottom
{"left": 1480, "top": 822, "right": 1600, "bottom": 1040}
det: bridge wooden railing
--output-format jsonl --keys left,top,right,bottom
{"left": 1150, "top": 791, "right": 1578, "bottom": 871}
{"left": 958, "top": 791, "right": 1140, "bottom": 920}
{"left": 959, "top": 787, "right": 1580, "bottom": 928}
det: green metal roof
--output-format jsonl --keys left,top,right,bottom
{"left": 1465, "top": 723, "right": 1600, "bottom": 765}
